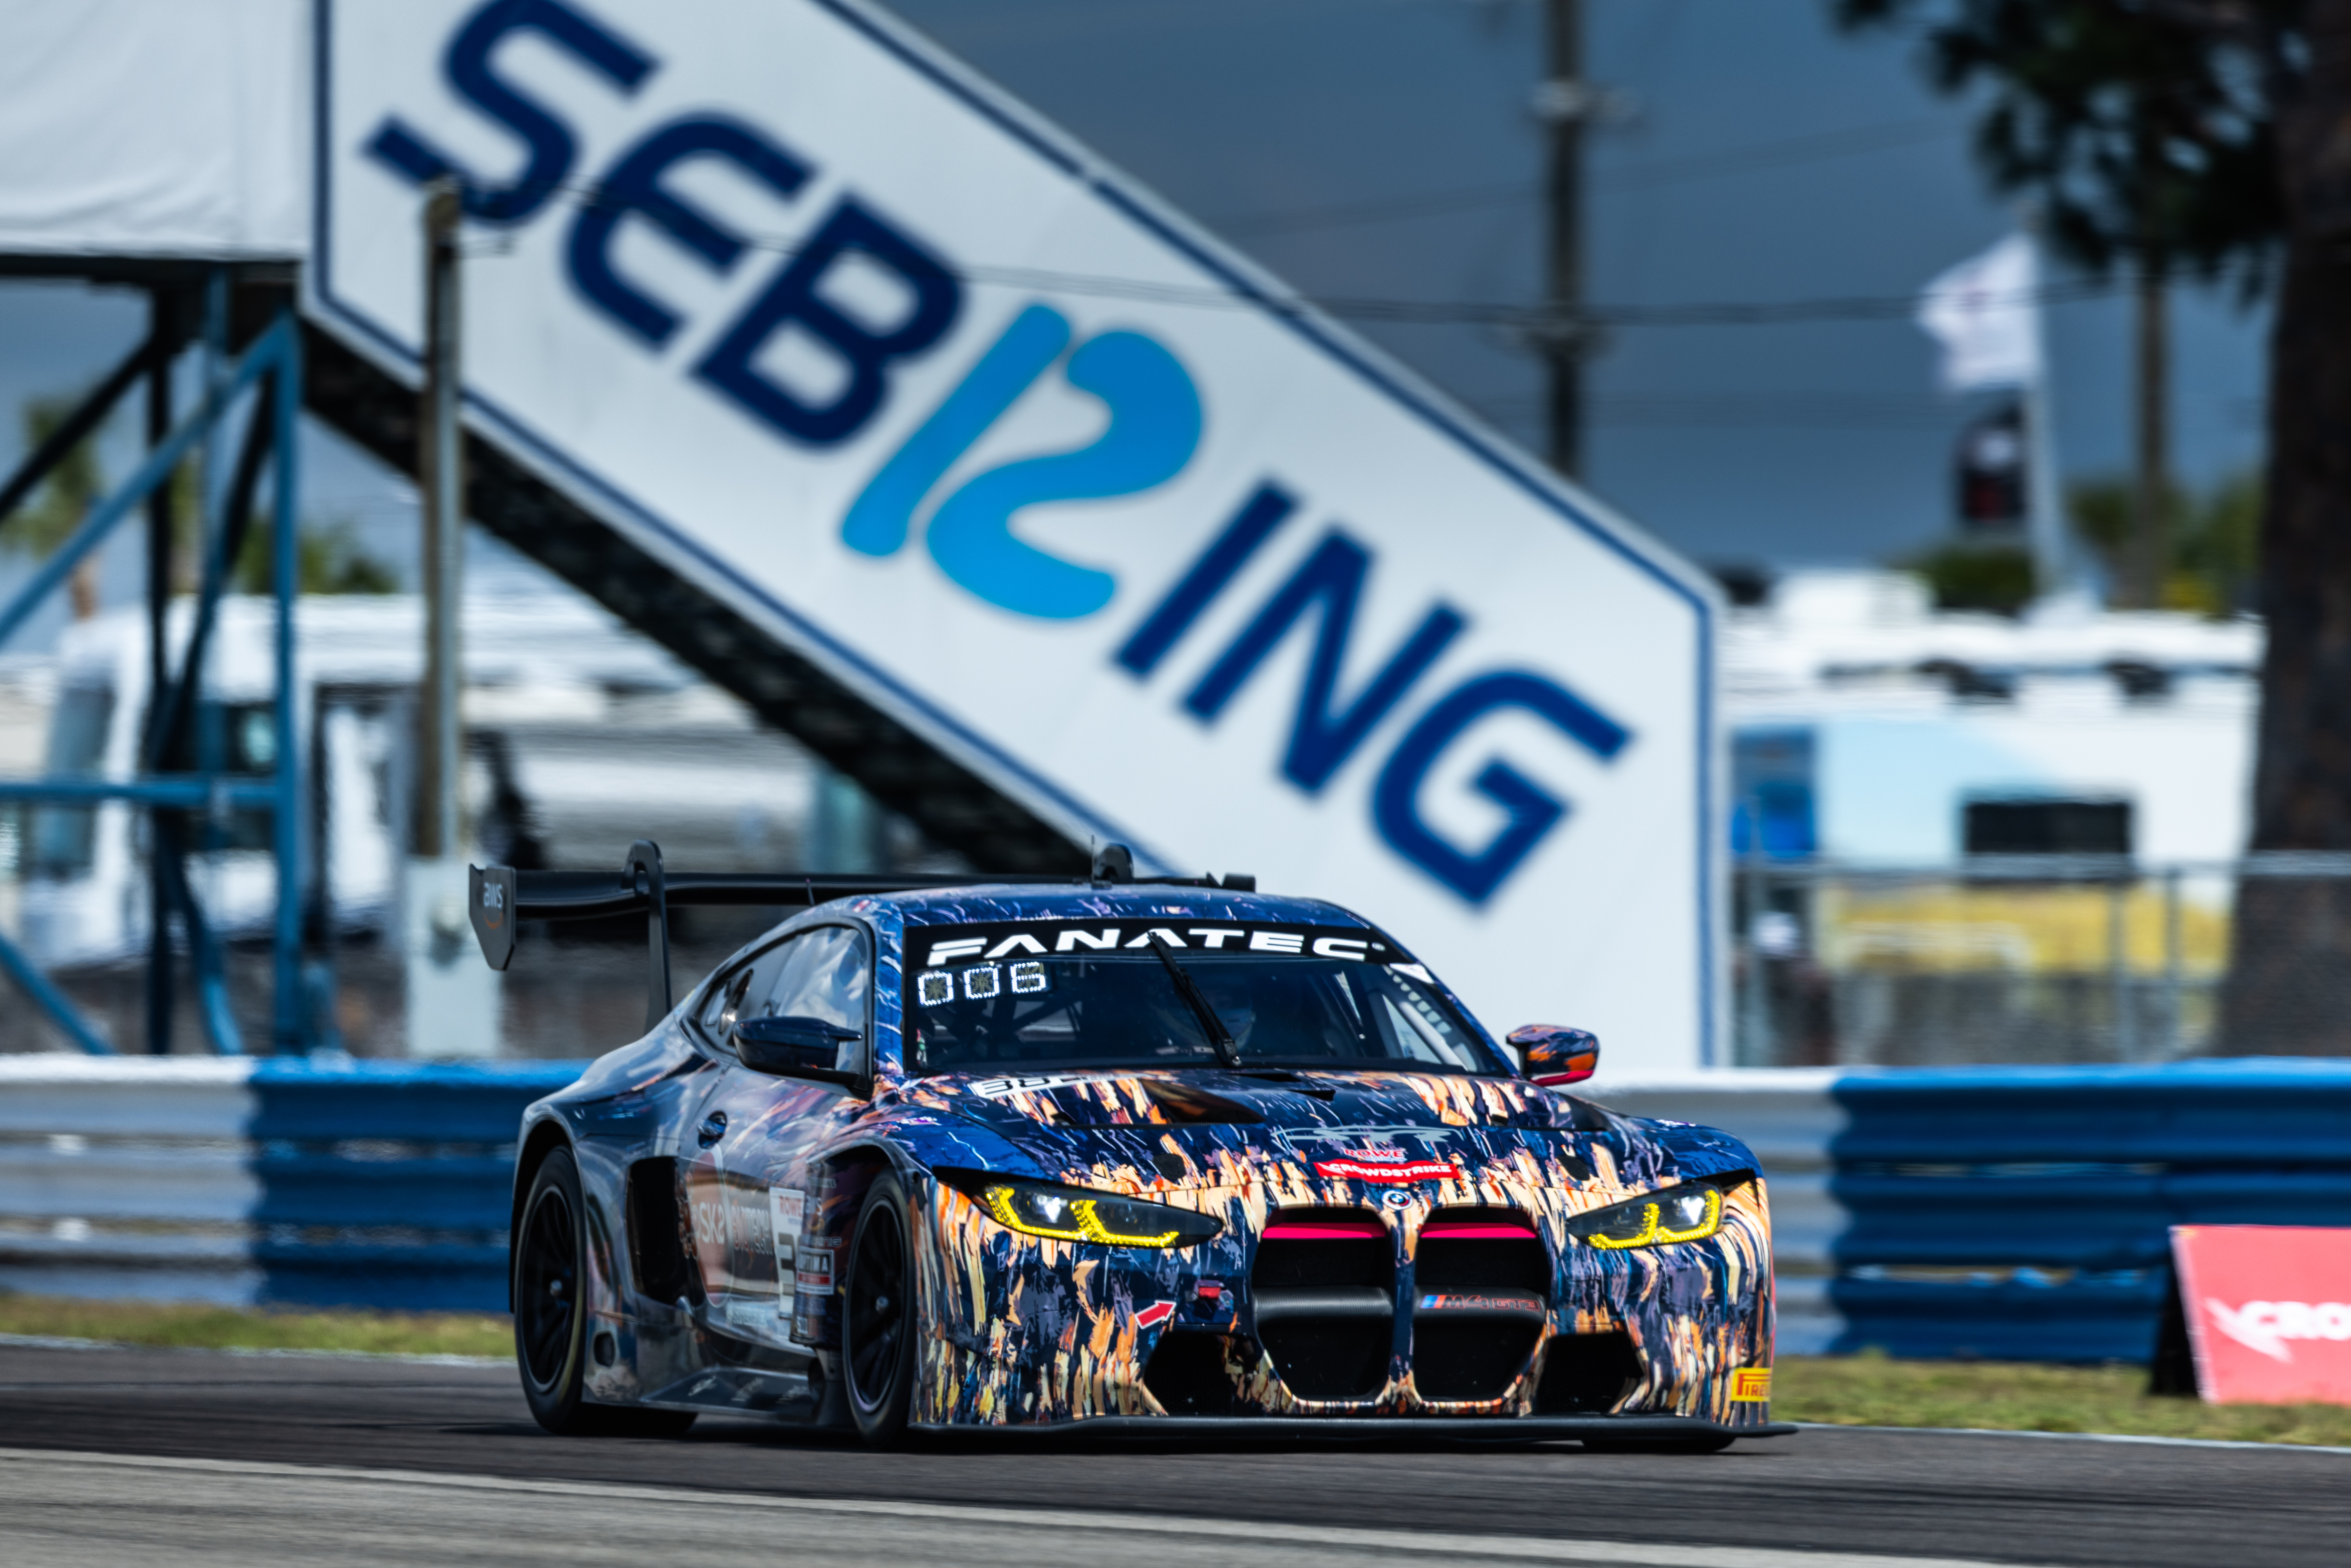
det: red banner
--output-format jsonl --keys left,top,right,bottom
{"left": 2172, "top": 1225, "right": 2351, "bottom": 1405}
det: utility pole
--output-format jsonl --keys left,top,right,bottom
{"left": 2014, "top": 211, "right": 2072, "bottom": 602}
{"left": 1541, "top": 0, "right": 1587, "bottom": 480}
{"left": 2131, "top": 265, "right": 2170, "bottom": 609}
{"left": 406, "top": 178, "right": 498, "bottom": 1057}
{"left": 417, "top": 180, "right": 462, "bottom": 866}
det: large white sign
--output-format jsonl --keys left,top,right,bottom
{"left": 310, "top": 0, "right": 1721, "bottom": 1070}
{"left": 0, "top": 0, "right": 305, "bottom": 259}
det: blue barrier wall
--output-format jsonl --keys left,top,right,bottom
{"left": 10, "top": 1055, "right": 2351, "bottom": 1348}
{"left": 249, "top": 1061, "right": 583, "bottom": 1311}
{"left": 0, "top": 1056, "right": 583, "bottom": 1313}
{"left": 1828, "top": 1060, "right": 2351, "bottom": 1362}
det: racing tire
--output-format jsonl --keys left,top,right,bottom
{"left": 514, "top": 1146, "right": 696, "bottom": 1439}
{"left": 843, "top": 1172, "right": 919, "bottom": 1447}
{"left": 1581, "top": 1435, "right": 1737, "bottom": 1455}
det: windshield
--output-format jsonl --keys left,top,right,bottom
{"left": 902, "top": 919, "right": 1508, "bottom": 1077}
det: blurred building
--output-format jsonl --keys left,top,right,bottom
{"left": 0, "top": 587, "right": 941, "bottom": 1055}
{"left": 1727, "top": 569, "right": 2256, "bottom": 867}
{"left": 1725, "top": 570, "right": 2262, "bottom": 1068}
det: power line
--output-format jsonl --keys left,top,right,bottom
{"left": 1216, "top": 180, "right": 1530, "bottom": 241}
{"left": 1602, "top": 115, "right": 1956, "bottom": 192}
{"left": 1210, "top": 115, "right": 1959, "bottom": 239}
{"left": 467, "top": 180, "right": 2125, "bottom": 330}
{"left": 1473, "top": 390, "right": 1964, "bottom": 429}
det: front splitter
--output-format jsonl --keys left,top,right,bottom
{"left": 911, "top": 1414, "right": 1795, "bottom": 1442}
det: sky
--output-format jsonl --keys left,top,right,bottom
{"left": 0, "top": 0, "right": 2273, "bottom": 638}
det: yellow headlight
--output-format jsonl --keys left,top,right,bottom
{"left": 1568, "top": 1183, "right": 1724, "bottom": 1250}
{"left": 974, "top": 1181, "right": 1216, "bottom": 1247}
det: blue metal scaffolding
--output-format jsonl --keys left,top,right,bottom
{"left": 0, "top": 296, "right": 311, "bottom": 1054}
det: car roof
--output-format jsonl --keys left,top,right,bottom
{"left": 879, "top": 884, "right": 1369, "bottom": 931}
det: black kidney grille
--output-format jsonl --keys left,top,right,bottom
{"left": 1255, "top": 1211, "right": 1393, "bottom": 1290}
{"left": 1253, "top": 1210, "right": 1395, "bottom": 1401}
{"left": 1412, "top": 1318, "right": 1543, "bottom": 1401}
{"left": 1410, "top": 1211, "right": 1548, "bottom": 1402}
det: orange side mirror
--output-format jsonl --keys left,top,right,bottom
{"left": 1506, "top": 1024, "right": 1599, "bottom": 1086}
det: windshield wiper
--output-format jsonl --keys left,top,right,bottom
{"left": 1146, "top": 932, "right": 1241, "bottom": 1068}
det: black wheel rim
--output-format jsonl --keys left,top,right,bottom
{"left": 518, "top": 1183, "right": 578, "bottom": 1391}
{"left": 847, "top": 1200, "right": 907, "bottom": 1415}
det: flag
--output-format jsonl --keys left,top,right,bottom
{"left": 1917, "top": 234, "right": 2042, "bottom": 392}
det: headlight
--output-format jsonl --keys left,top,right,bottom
{"left": 1565, "top": 1182, "right": 1724, "bottom": 1250}
{"left": 940, "top": 1171, "right": 1222, "bottom": 1248}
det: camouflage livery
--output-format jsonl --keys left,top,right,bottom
{"left": 517, "top": 886, "right": 1779, "bottom": 1437}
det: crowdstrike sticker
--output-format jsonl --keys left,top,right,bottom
{"left": 2205, "top": 1298, "right": 2351, "bottom": 1362}
{"left": 1314, "top": 1155, "right": 1461, "bottom": 1184}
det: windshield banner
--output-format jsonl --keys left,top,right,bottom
{"left": 906, "top": 920, "right": 1420, "bottom": 972}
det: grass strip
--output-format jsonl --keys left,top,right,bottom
{"left": 0, "top": 1292, "right": 510, "bottom": 1358}
{"left": 1776, "top": 1350, "right": 2351, "bottom": 1446}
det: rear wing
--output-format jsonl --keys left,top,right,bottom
{"left": 467, "top": 840, "right": 1254, "bottom": 1030}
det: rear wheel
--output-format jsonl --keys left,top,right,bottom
{"left": 515, "top": 1146, "right": 695, "bottom": 1438}
{"left": 843, "top": 1173, "right": 919, "bottom": 1447}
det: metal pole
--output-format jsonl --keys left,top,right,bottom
{"left": 2163, "top": 867, "right": 2184, "bottom": 1057}
{"left": 144, "top": 288, "right": 175, "bottom": 1055}
{"left": 2131, "top": 266, "right": 2171, "bottom": 608}
{"left": 271, "top": 326, "right": 306, "bottom": 1053}
{"left": 2109, "top": 874, "right": 2133, "bottom": 1060}
{"left": 195, "top": 272, "right": 230, "bottom": 788}
{"left": 2018, "top": 220, "right": 2072, "bottom": 599}
{"left": 1542, "top": 0, "right": 1586, "bottom": 480}
{"left": 1741, "top": 855, "right": 1774, "bottom": 1067}
{"left": 405, "top": 181, "right": 498, "bottom": 1058}
{"left": 418, "top": 180, "right": 464, "bottom": 864}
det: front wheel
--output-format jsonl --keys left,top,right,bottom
{"left": 843, "top": 1172, "right": 919, "bottom": 1447}
{"left": 514, "top": 1146, "right": 695, "bottom": 1437}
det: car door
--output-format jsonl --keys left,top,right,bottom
{"left": 682, "top": 923, "right": 874, "bottom": 1344}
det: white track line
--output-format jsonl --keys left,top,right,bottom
{"left": 0, "top": 1446, "right": 2046, "bottom": 1568}
{"left": 0, "top": 1332, "right": 502, "bottom": 1366}
{"left": 1797, "top": 1422, "right": 2351, "bottom": 1456}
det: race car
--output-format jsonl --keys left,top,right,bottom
{"left": 477, "top": 844, "right": 1785, "bottom": 1448}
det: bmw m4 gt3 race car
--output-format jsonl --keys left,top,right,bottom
{"left": 476, "top": 845, "right": 1785, "bottom": 1448}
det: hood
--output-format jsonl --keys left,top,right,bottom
{"left": 887, "top": 1066, "right": 1748, "bottom": 1196}
{"left": 908, "top": 1066, "right": 1569, "bottom": 1135}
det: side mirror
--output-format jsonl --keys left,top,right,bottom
{"left": 734, "top": 1014, "right": 865, "bottom": 1091}
{"left": 1507, "top": 1024, "right": 1598, "bottom": 1087}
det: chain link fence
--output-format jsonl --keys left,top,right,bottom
{"left": 1732, "top": 853, "right": 2351, "bottom": 1066}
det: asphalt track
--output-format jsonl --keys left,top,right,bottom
{"left": 0, "top": 1345, "right": 2345, "bottom": 1568}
